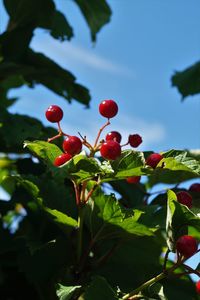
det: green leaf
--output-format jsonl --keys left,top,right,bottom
{"left": 50, "top": 11, "right": 73, "bottom": 41}
{"left": 56, "top": 284, "right": 81, "bottom": 300}
{"left": 110, "top": 180, "right": 146, "bottom": 207}
{"left": 171, "top": 61, "right": 200, "bottom": 99}
{"left": 102, "top": 150, "right": 146, "bottom": 181}
{"left": 25, "top": 140, "right": 102, "bottom": 182}
{"left": 25, "top": 49, "right": 91, "bottom": 105}
{"left": 85, "top": 189, "right": 156, "bottom": 241}
{"left": 166, "top": 190, "right": 200, "bottom": 251}
{"left": 43, "top": 206, "right": 78, "bottom": 235}
{"left": 24, "top": 140, "right": 62, "bottom": 167}
{"left": 84, "top": 276, "right": 118, "bottom": 300}
{"left": 74, "top": 0, "right": 112, "bottom": 42}
{"left": 148, "top": 150, "right": 200, "bottom": 187}
{"left": 0, "top": 110, "right": 58, "bottom": 153}
{"left": 4, "top": 0, "right": 73, "bottom": 41}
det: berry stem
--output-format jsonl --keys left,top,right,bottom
{"left": 122, "top": 272, "right": 166, "bottom": 299}
{"left": 77, "top": 205, "right": 85, "bottom": 262}
{"left": 94, "top": 120, "right": 110, "bottom": 149}
{"left": 163, "top": 248, "right": 170, "bottom": 271}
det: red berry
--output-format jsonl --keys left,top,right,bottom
{"left": 99, "top": 100, "right": 118, "bottom": 119}
{"left": 45, "top": 105, "right": 63, "bottom": 123}
{"left": 126, "top": 176, "right": 141, "bottom": 184}
{"left": 100, "top": 140, "right": 121, "bottom": 160}
{"left": 176, "top": 235, "right": 198, "bottom": 258}
{"left": 196, "top": 281, "right": 200, "bottom": 294}
{"left": 106, "top": 131, "right": 122, "bottom": 143}
{"left": 63, "top": 136, "right": 82, "bottom": 155}
{"left": 54, "top": 153, "right": 72, "bottom": 166}
{"left": 189, "top": 183, "right": 200, "bottom": 193}
{"left": 176, "top": 191, "right": 192, "bottom": 208}
{"left": 146, "top": 153, "right": 163, "bottom": 169}
{"left": 128, "top": 134, "right": 142, "bottom": 148}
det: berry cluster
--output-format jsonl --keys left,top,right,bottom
{"left": 45, "top": 100, "right": 144, "bottom": 166}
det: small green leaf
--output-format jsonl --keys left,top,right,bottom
{"left": 166, "top": 190, "right": 200, "bottom": 251}
{"left": 56, "top": 284, "right": 81, "bottom": 300}
{"left": 74, "top": 0, "right": 112, "bottom": 42}
{"left": 171, "top": 61, "right": 200, "bottom": 99}
{"left": 84, "top": 276, "right": 118, "bottom": 300}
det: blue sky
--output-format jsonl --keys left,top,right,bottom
{"left": 1, "top": 0, "right": 200, "bottom": 152}
{"left": 0, "top": 0, "right": 200, "bottom": 280}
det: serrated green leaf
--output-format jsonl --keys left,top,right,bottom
{"left": 102, "top": 150, "right": 146, "bottom": 182}
{"left": 74, "top": 0, "right": 111, "bottom": 42}
{"left": 84, "top": 276, "right": 118, "bottom": 300}
{"left": 56, "top": 284, "right": 81, "bottom": 300}
{"left": 166, "top": 190, "right": 200, "bottom": 251}
{"left": 85, "top": 189, "right": 156, "bottom": 241}
{"left": 148, "top": 150, "right": 200, "bottom": 187}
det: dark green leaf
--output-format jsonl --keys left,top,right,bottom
{"left": 74, "top": 0, "right": 112, "bottom": 42}
{"left": 172, "top": 61, "right": 200, "bottom": 99}
{"left": 84, "top": 276, "right": 118, "bottom": 300}
{"left": 85, "top": 189, "right": 156, "bottom": 241}
{"left": 166, "top": 190, "right": 200, "bottom": 251}
{"left": 56, "top": 284, "right": 81, "bottom": 300}
{"left": 0, "top": 110, "right": 58, "bottom": 153}
{"left": 50, "top": 11, "right": 73, "bottom": 41}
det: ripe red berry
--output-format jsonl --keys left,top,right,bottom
{"left": 106, "top": 131, "right": 122, "bottom": 143}
{"left": 176, "top": 191, "right": 192, "bottom": 208}
{"left": 63, "top": 136, "right": 82, "bottom": 155}
{"left": 99, "top": 100, "right": 118, "bottom": 119}
{"left": 54, "top": 153, "right": 72, "bottom": 166}
{"left": 100, "top": 140, "right": 121, "bottom": 160}
{"left": 176, "top": 235, "right": 198, "bottom": 258}
{"left": 146, "top": 153, "right": 163, "bottom": 169}
{"left": 196, "top": 281, "right": 200, "bottom": 294}
{"left": 128, "top": 134, "right": 142, "bottom": 148}
{"left": 189, "top": 183, "right": 200, "bottom": 193}
{"left": 45, "top": 105, "right": 63, "bottom": 123}
{"left": 126, "top": 176, "right": 141, "bottom": 184}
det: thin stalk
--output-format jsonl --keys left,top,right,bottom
{"left": 163, "top": 249, "right": 170, "bottom": 271}
{"left": 122, "top": 272, "right": 166, "bottom": 300}
{"left": 77, "top": 205, "right": 85, "bottom": 262}
{"left": 94, "top": 120, "right": 110, "bottom": 148}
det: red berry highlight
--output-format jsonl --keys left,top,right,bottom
{"left": 100, "top": 140, "right": 121, "bottom": 160}
{"left": 176, "top": 235, "right": 198, "bottom": 258}
{"left": 126, "top": 176, "right": 141, "bottom": 184}
{"left": 106, "top": 131, "right": 122, "bottom": 143}
{"left": 176, "top": 191, "right": 192, "bottom": 208}
{"left": 189, "top": 183, "right": 200, "bottom": 193}
{"left": 196, "top": 281, "right": 200, "bottom": 294}
{"left": 146, "top": 153, "right": 163, "bottom": 169}
{"left": 63, "top": 136, "right": 82, "bottom": 155}
{"left": 54, "top": 153, "right": 72, "bottom": 166}
{"left": 99, "top": 100, "right": 118, "bottom": 119}
{"left": 45, "top": 105, "right": 63, "bottom": 123}
{"left": 128, "top": 134, "right": 142, "bottom": 148}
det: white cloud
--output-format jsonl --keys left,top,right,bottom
{"left": 32, "top": 37, "right": 135, "bottom": 78}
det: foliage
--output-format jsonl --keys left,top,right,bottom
{"left": 0, "top": 2, "right": 200, "bottom": 300}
